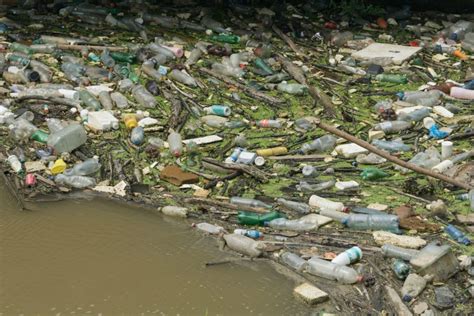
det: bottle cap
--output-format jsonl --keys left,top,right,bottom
{"left": 254, "top": 156, "right": 265, "bottom": 166}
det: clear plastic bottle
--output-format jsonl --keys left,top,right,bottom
{"left": 132, "top": 85, "right": 157, "bottom": 108}
{"left": 230, "top": 197, "right": 272, "bottom": 209}
{"left": 342, "top": 214, "right": 400, "bottom": 233}
{"left": 79, "top": 90, "right": 101, "bottom": 111}
{"left": 223, "top": 234, "right": 263, "bottom": 258}
{"left": 337, "top": 64, "right": 366, "bottom": 75}
{"left": 64, "top": 158, "right": 101, "bottom": 176}
{"left": 277, "top": 198, "right": 311, "bottom": 214}
{"left": 398, "top": 107, "right": 431, "bottom": 122}
{"left": 281, "top": 252, "right": 307, "bottom": 271}
{"left": 110, "top": 92, "right": 129, "bottom": 109}
{"left": 234, "top": 229, "right": 263, "bottom": 239}
{"left": 130, "top": 126, "right": 145, "bottom": 146}
{"left": 184, "top": 48, "right": 202, "bottom": 67}
{"left": 448, "top": 20, "right": 473, "bottom": 40}
{"left": 305, "top": 257, "right": 362, "bottom": 284}
{"left": 401, "top": 274, "right": 427, "bottom": 302}
{"left": 308, "top": 195, "right": 345, "bottom": 211}
{"left": 319, "top": 209, "right": 349, "bottom": 221}
{"left": 266, "top": 218, "right": 318, "bottom": 231}
{"left": 195, "top": 222, "right": 224, "bottom": 234}
{"left": 9, "top": 118, "right": 38, "bottom": 141}
{"left": 255, "top": 119, "right": 281, "bottom": 128}
{"left": 167, "top": 129, "right": 182, "bottom": 157}
{"left": 300, "top": 135, "right": 337, "bottom": 154}
{"left": 381, "top": 244, "right": 420, "bottom": 261}
{"left": 146, "top": 43, "right": 176, "bottom": 59}
{"left": 372, "top": 139, "right": 411, "bottom": 152}
{"left": 141, "top": 60, "right": 163, "bottom": 81}
{"left": 55, "top": 174, "right": 96, "bottom": 189}
{"left": 201, "top": 115, "right": 228, "bottom": 128}
{"left": 7, "top": 155, "right": 22, "bottom": 173}
{"left": 211, "top": 62, "right": 244, "bottom": 78}
{"left": 277, "top": 82, "right": 307, "bottom": 95}
{"left": 297, "top": 180, "right": 335, "bottom": 192}
{"left": 100, "top": 49, "right": 115, "bottom": 68}
{"left": 46, "top": 118, "right": 64, "bottom": 133}
{"left": 98, "top": 91, "right": 113, "bottom": 110}
{"left": 265, "top": 72, "right": 290, "bottom": 83}
{"left": 47, "top": 124, "right": 87, "bottom": 154}
{"left": 169, "top": 69, "right": 197, "bottom": 87}
{"left": 373, "top": 121, "right": 411, "bottom": 134}
{"left": 161, "top": 206, "right": 188, "bottom": 218}
{"left": 331, "top": 31, "right": 354, "bottom": 47}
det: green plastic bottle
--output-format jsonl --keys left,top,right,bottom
{"left": 31, "top": 130, "right": 49, "bottom": 143}
{"left": 79, "top": 90, "right": 101, "bottom": 111}
{"left": 238, "top": 211, "right": 283, "bottom": 226}
{"left": 360, "top": 167, "right": 389, "bottom": 181}
{"left": 10, "top": 43, "right": 33, "bottom": 55}
{"left": 254, "top": 58, "right": 274, "bottom": 75}
{"left": 6, "top": 54, "right": 30, "bottom": 67}
{"left": 391, "top": 259, "right": 410, "bottom": 280}
{"left": 375, "top": 74, "right": 408, "bottom": 84}
{"left": 128, "top": 66, "right": 139, "bottom": 83}
{"left": 110, "top": 51, "right": 136, "bottom": 64}
{"left": 210, "top": 34, "right": 240, "bottom": 44}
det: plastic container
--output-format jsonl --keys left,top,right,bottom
{"left": 50, "top": 158, "right": 67, "bottom": 175}
{"left": 230, "top": 197, "right": 272, "bottom": 209}
{"left": 305, "top": 257, "right": 362, "bottom": 284}
{"left": 255, "top": 119, "right": 281, "bottom": 128}
{"left": 342, "top": 214, "right": 400, "bottom": 233}
{"left": 373, "top": 121, "right": 411, "bottom": 134}
{"left": 441, "top": 141, "right": 453, "bottom": 160}
{"left": 281, "top": 252, "right": 307, "bottom": 272}
{"left": 309, "top": 195, "right": 345, "bottom": 212}
{"left": 195, "top": 222, "right": 224, "bottom": 235}
{"left": 130, "top": 126, "right": 145, "bottom": 146}
{"left": 300, "top": 135, "right": 337, "bottom": 154}
{"left": 391, "top": 259, "right": 410, "bottom": 280}
{"left": 234, "top": 229, "right": 263, "bottom": 239}
{"left": 277, "top": 82, "right": 307, "bottom": 95}
{"left": 237, "top": 211, "right": 282, "bottom": 226}
{"left": 132, "top": 85, "right": 157, "bottom": 108}
{"left": 277, "top": 198, "right": 311, "bottom": 214}
{"left": 223, "top": 234, "right": 263, "bottom": 258}
{"left": 167, "top": 129, "right": 183, "bottom": 157}
{"left": 331, "top": 246, "right": 362, "bottom": 265}
{"left": 169, "top": 69, "right": 197, "bottom": 87}
{"left": 55, "top": 174, "right": 96, "bottom": 189}
{"left": 88, "top": 111, "right": 119, "bottom": 131}
{"left": 47, "top": 124, "right": 87, "bottom": 154}
{"left": 266, "top": 218, "right": 318, "bottom": 231}
{"left": 445, "top": 225, "right": 471, "bottom": 245}
{"left": 401, "top": 274, "right": 427, "bottom": 302}
{"left": 410, "top": 243, "right": 459, "bottom": 282}
{"left": 382, "top": 244, "right": 420, "bottom": 261}
{"left": 161, "top": 206, "right": 188, "bottom": 218}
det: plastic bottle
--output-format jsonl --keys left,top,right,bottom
{"left": 342, "top": 214, "right": 400, "bottom": 233}
{"left": 237, "top": 211, "right": 282, "bottom": 226}
{"left": 375, "top": 74, "right": 408, "bottom": 84}
{"left": 266, "top": 218, "right": 318, "bottom": 231}
{"left": 450, "top": 87, "right": 474, "bottom": 100}
{"left": 161, "top": 206, "right": 188, "bottom": 218}
{"left": 100, "top": 49, "right": 115, "bottom": 68}
{"left": 391, "top": 259, "right": 410, "bottom": 280}
{"left": 79, "top": 90, "right": 101, "bottom": 111}
{"left": 10, "top": 42, "right": 33, "bottom": 55}
{"left": 265, "top": 72, "right": 290, "bottom": 83}
{"left": 319, "top": 209, "right": 349, "bottom": 221}
{"left": 300, "top": 135, "right": 337, "bottom": 154}
{"left": 55, "top": 174, "right": 96, "bottom": 189}
{"left": 64, "top": 158, "right": 101, "bottom": 176}
{"left": 381, "top": 244, "right": 420, "bottom": 261}
{"left": 309, "top": 195, "right": 345, "bottom": 212}
{"left": 372, "top": 139, "right": 411, "bottom": 152}
{"left": 256, "top": 147, "right": 288, "bottom": 157}
{"left": 169, "top": 69, "right": 197, "bottom": 87}
{"left": 277, "top": 198, "right": 311, "bottom": 214}
{"left": 297, "top": 180, "right": 335, "bottom": 192}
{"left": 130, "top": 126, "right": 145, "bottom": 146}
{"left": 254, "top": 58, "right": 274, "bottom": 75}
{"left": 230, "top": 197, "right": 272, "bottom": 209}
{"left": 398, "top": 107, "right": 431, "bottom": 122}
{"left": 234, "top": 229, "right": 263, "bottom": 239}
{"left": 447, "top": 20, "right": 473, "bottom": 41}
{"left": 211, "top": 62, "right": 244, "bottom": 78}
{"left": 201, "top": 115, "right": 228, "bottom": 128}
{"left": 305, "top": 257, "right": 362, "bottom": 284}
{"left": 431, "top": 160, "right": 453, "bottom": 173}
{"left": 445, "top": 225, "right": 471, "bottom": 245}
{"left": 302, "top": 165, "right": 317, "bottom": 177}
{"left": 337, "top": 64, "right": 366, "bottom": 75}
{"left": 281, "top": 252, "right": 307, "bottom": 272}
{"left": 373, "top": 121, "right": 411, "bottom": 134}
{"left": 7, "top": 155, "right": 22, "bottom": 173}
{"left": 204, "top": 105, "right": 231, "bottom": 117}
{"left": 47, "top": 124, "right": 87, "bottom": 154}
{"left": 166, "top": 129, "right": 182, "bottom": 157}
{"left": 331, "top": 31, "right": 354, "bottom": 47}
{"left": 360, "top": 167, "right": 389, "bottom": 181}
{"left": 401, "top": 274, "right": 427, "bottom": 302}
{"left": 46, "top": 118, "right": 64, "bottom": 133}
{"left": 331, "top": 246, "right": 362, "bottom": 265}
{"left": 110, "top": 92, "right": 129, "bottom": 109}
{"left": 223, "top": 234, "right": 263, "bottom": 258}
{"left": 98, "top": 91, "right": 113, "bottom": 110}
{"left": 31, "top": 130, "right": 49, "bottom": 143}
{"left": 351, "top": 207, "right": 384, "bottom": 215}
{"left": 277, "top": 82, "right": 307, "bottom": 95}
{"left": 132, "top": 85, "right": 157, "bottom": 108}
{"left": 9, "top": 118, "right": 38, "bottom": 141}
{"left": 210, "top": 34, "right": 240, "bottom": 44}
{"left": 185, "top": 48, "right": 202, "bottom": 67}
{"left": 110, "top": 51, "right": 135, "bottom": 63}
{"left": 30, "top": 43, "right": 57, "bottom": 54}
{"left": 195, "top": 222, "right": 224, "bottom": 234}
{"left": 255, "top": 119, "right": 281, "bottom": 128}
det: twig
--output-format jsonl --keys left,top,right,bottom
{"left": 57, "top": 44, "right": 128, "bottom": 52}
{"left": 202, "top": 157, "right": 270, "bottom": 183}
{"left": 184, "top": 197, "right": 269, "bottom": 213}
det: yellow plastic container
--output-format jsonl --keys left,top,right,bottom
{"left": 256, "top": 146, "right": 288, "bottom": 157}
{"left": 123, "top": 114, "right": 138, "bottom": 129}
{"left": 50, "top": 159, "right": 67, "bottom": 175}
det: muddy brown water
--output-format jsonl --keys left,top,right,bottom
{"left": 0, "top": 184, "right": 312, "bottom": 315}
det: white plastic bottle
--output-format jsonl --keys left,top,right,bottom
{"left": 223, "top": 234, "right": 263, "bottom": 258}
{"left": 161, "top": 206, "right": 188, "bottom": 218}
{"left": 331, "top": 246, "right": 362, "bottom": 265}
{"left": 167, "top": 129, "right": 183, "bottom": 157}
{"left": 195, "top": 223, "right": 224, "bottom": 234}
{"left": 309, "top": 195, "right": 345, "bottom": 212}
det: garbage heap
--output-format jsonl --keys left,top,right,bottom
{"left": 0, "top": 1, "right": 473, "bottom": 313}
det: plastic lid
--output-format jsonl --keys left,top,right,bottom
{"left": 254, "top": 156, "right": 265, "bottom": 166}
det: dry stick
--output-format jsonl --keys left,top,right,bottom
{"left": 272, "top": 24, "right": 304, "bottom": 57}
{"left": 57, "top": 44, "right": 127, "bottom": 52}
{"left": 314, "top": 119, "right": 472, "bottom": 190}
{"left": 202, "top": 157, "right": 270, "bottom": 183}
{"left": 184, "top": 197, "right": 269, "bottom": 214}
{"left": 199, "top": 67, "right": 284, "bottom": 106}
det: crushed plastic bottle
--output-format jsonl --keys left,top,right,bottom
{"left": 373, "top": 121, "right": 411, "bottom": 134}
{"left": 55, "top": 174, "right": 96, "bottom": 189}
{"left": 237, "top": 211, "right": 282, "bottom": 226}
{"left": 64, "top": 158, "right": 101, "bottom": 176}
{"left": 372, "top": 139, "right": 411, "bottom": 152}
{"left": 401, "top": 273, "right": 427, "bottom": 302}
{"left": 132, "top": 85, "right": 157, "bottom": 108}
{"left": 169, "top": 69, "right": 197, "bottom": 87}
{"left": 299, "top": 135, "right": 337, "bottom": 154}
{"left": 445, "top": 225, "right": 471, "bottom": 245}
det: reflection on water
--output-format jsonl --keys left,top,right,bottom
{"left": 0, "top": 183, "right": 310, "bottom": 315}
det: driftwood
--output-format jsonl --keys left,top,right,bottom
{"left": 199, "top": 67, "right": 284, "bottom": 107}
{"left": 272, "top": 24, "right": 304, "bottom": 57}
{"left": 57, "top": 44, "right": 128, "bottom": 52}
{"left": 184, "top": 197, "right": 268, "bottom": 213}
{"left": 314, "top": 119, "right": 472, "bottom": 190}
{"left": 266, "top": 154, "right": 328, "bottom": 161}
{"left": 201, "top": 157, "right": 270, "bottom": 183}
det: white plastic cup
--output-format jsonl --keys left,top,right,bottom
{"left": 331, "top": 246, "right": 362, "bottom": 265}
{"left": 441, "top": 141, "right": 453, "bottom": 160}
